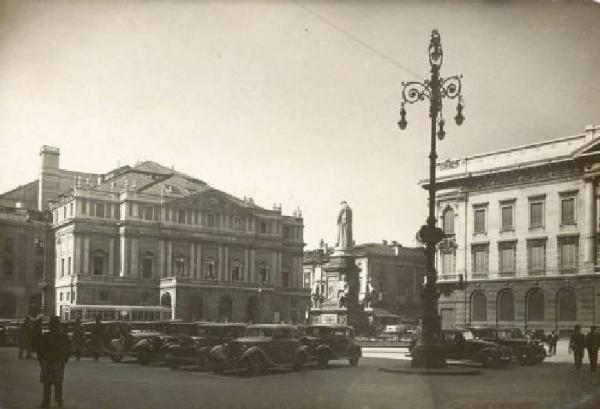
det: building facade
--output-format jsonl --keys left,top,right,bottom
{"left": 432, "top": 125, "right": 600, "bottom": 334}
{"left": 304, "top": 241, "right": 426, "bottom": 327}
{"left": 0, "top": 207, "right": 53, "bottom": 318}
{"left": 49, "top": 159, "right": 309, "bottom": 323}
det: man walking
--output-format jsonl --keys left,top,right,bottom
{"left": 569, "top": 324, "right": 586, "bottom": 370}
{"left": 72, "top": 317, "right": 85, "bottom": 361}
{"left": 37, "top": 316, "right": 71, "bottom": 408}
{"left": 586, "top": 326, "right": 600, "bottom": 372}
{"left": 547, "top": 331, "right": 559, "bottom": 356}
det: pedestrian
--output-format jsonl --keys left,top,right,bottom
{"left": 18, "top": 317, "right": 32, "bottom": 359}
{"left": 37, "top": 316, "right": 71, "bottom": 408}
{"left": 548, "top": 331, "right": 559, "bottom": 356}
{"left": 586, "top": 325, "right": 600, "bottom": 372}
{"left": 72, "top": 317, "right": 85, "bottom": 361}
{"left": 90, "top": 316, "right": 104, "bottom": 361}
{"left": 569, "top": 324, "right": 586, "bottom": 370}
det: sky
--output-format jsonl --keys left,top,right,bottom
{"left": 0, "top": 0, "right": 599, "bottom": 249}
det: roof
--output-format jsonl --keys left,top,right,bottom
{"left": 371, "top": 308, "right": 400, "bottom": 318}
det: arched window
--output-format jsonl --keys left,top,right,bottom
{"left": 93, "top": 250, "right": 105, "bottom": 275}
{"left": 0, "top": 291, "right": 17, "bottom": 318}
{"left": 471, "top": 291, "right": 487, "bottom": 322}
{"left": 174, "top": 255, "right": 187, "bottom": 277}
{"left": 160, "top": 292, "right": 172, "bottom": 308}
{"left": 526, "top": 288, "right": 545, "bottom": 322}
{"left": 246, "top": 296, "right": 259, "bottom": 323}
{"left": 558, "top": 288, "right": 577, "bottom": 321}
{"left": 142, "top": 252, "right": 153, "bottom": 279}
{"left": 257, "top": 262, "right": 270, "bottom": 283}
{"left": 442, "top": 207, "right": 455, "bottom": 235}
{"left": 218, "top": 294, "right": 233, "bottom": 322}
{"left": 497, "top": 290, "right": 514, "bottom": 322}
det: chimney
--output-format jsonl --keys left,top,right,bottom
{"left": 38, "top": 145, "right": 61, "bottom": 211}
{"left": 585, "top": 125, "right": 598, "bottom": 142}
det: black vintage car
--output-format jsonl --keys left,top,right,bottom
{"left": 165, "top": 323, "right": 247, "bottom": 370}
{"left": 437, "top": 329, "right": 512, "bottom": 368}
{"left": 469, "top": 327, "right": 546, "bottom": 365}
{"left": 209, "top": 324, "right": 308, "bottom": 376}
{"left": 108, "top": 330, "right": 188, "bottom": 365}
{"left": 302, "top": 324, "right": 362, "bottom": 368}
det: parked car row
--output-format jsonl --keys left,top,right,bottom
{"left": 99, "top": 323, "right": 362, "bottom": 377}
{"left": 408, "top": 327, "right": 546, "bottom": 368}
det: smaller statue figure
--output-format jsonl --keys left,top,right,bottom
{"left": 336, "top": 201, "right": 353, "bottom": 250}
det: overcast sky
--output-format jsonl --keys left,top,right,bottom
{"left": 1, "top": 0, "right": 599, "bottom": 249}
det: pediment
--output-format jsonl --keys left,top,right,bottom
{"left": 168, "top": 188, "right": 253, "bottom": 214}
{"left": 572, "top": 138, "right": 600, "bottom": 158}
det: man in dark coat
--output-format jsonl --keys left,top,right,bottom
{"left": 569, "top": 324, "right": 586, "bottom": 370}
{"left": 72, "top": 317, "right": 85, "bottom": 361}
{"left": 90, "top": 316, "right": 104, "bottom": 361}
{"left": 586, "top": 325, "right": 600, "bottom": 372}
{"left": 547, "top": 331, "right": 559, "bottom": 356}
{"left": 37, "top": 316, "right": 71, "bottom": 408}
{"left": 30, "top": 317, "right": 43, "bottom": 358}
{"left": 18, "top": 317, "right": 32, "bottom": 359}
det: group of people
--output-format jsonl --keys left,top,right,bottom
{"left": 17, "top": 315, "right": 108, "bottom": 407}
{"left": 568, "top": 324, "right": 600, "bottom": 372}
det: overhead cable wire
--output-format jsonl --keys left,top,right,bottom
{"left": 293, "top": 1, "right": 425, "bottom": 81}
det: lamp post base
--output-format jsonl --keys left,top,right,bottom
{"left": 411, "top": 343, "right": 446, "bottom": 369}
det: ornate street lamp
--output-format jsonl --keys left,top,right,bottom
{"left": 398, "top": 29, "right": 465, "bottom": 368}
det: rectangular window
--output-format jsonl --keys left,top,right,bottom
{"left": 68, "top": 256, "right": 72, "bottom": 275}
{"left": 93, "top": 255, "right": 103, "bottom": 275}
{"left": 128, "top": 203, "right": 133, "bottom": 217}
{"left": 558, "top": 236, "right": 578, "bottom": 274}
{"left": 4, "top": 238, "right": 14, "bottom": 253}
{"left": 69, "top": 202, "right": 74, "bottom": 216}
{"left": 114, "top": 204, "right": 120, "bottom": 220}
{"left": 441, "top": 251, "right": 454, "bottom": 275}
{"left": 59, "top": 292, "right": 63, "bottom": 301}
{"left": 165, "top": 207, "right": 170, "bottom": 221}
{"left": 63, "top": 207, "right": 67, "bottom": 219}
{"left": 61, "top": 258, "right": 65, "bottom": 277}
{"left": 233, "top": 216, "right": 241, "bottom": 231}
{"left": 501, "top": 204, "right": 514, "bottom": 231}
{"left": 471, "top": 244, "right": 489, "bottom": 277}
{"left": 561, "top": 197, "right": 576, "bottom": 225}
{"left": 529, "top": 201, "right": 544, "bottom": 228}
{"left": 81, "top": 199, "right": 87, "bottom": 214}
{"left": 66, "top": 292, "right": 70, "bottom": 301}
{"left": 527, "top": 239, "right": 546, "bottom": 275}
{"left": 144, "top": 206, "right": 153, "bottom": 221}
{"left": 178, "top": 210, "right": 186, "bottom": 224}
{"left": 142, "top": 257, "right": 152, "bottom": 278}
{"left": 154, "top": 206, "right": 160, "bottom": 221}
{"left": 95, "top": 203, "right": 105, "bottom": 218}
{"left": 498, "top": 241, "right": 516, "bottom": 276}
{"left": 474, "top": 208, "right": 486, "bottom": 234}
{"left": 194, "top": 210, "right": 199, "bottom": 224}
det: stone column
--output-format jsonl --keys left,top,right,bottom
{"left": 250, "top": 249, "right": 256, "bottom": 282}
{"left": 73, "top": 235, "right": 81, "bottom": 275}
{"left": 244, "top": 249, "right": 249, "bottom": 282}
{"left": 196, "top": 243, "right": 202, "bottom": 279}
{"left": 119, "top": 236, "right": 128, "bottom": 276}
{"left": 224, "top": 247, "right": 229, "bottom": 281}
{"left": 158, "top": 240, "right": 165, "bottom": 278}
{"left": 218, "top": 246, "right": 223, "bottom": 281}
{"left": 272, "top": 251, "right": 278, "bottom": 285}
{"left": 585, "top": 179, "right": 596, "bottom": 266}
{"left": 82, "top": 236, "right": 89, "bottom": 275}
{"left": 130, "top": 237, "right": 138, "bottom": 277}
{"left": 189, "top": 242, "right": 195, "bottom": 278}
{"left": 166, "top": 241, "right": 172, "bottom": 277}
{"left": 108, "top": 238, "right": 114, "bottom": 276}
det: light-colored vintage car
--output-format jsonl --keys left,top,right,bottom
{"left": 208, "top": 324, "right": 308, "bottom": 376}
{"left": 301, "top": 324, "right": 362, "bottom": 367}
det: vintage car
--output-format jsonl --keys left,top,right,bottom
{"left": 469, "top": 327, "right": 546, "bottom": 365}
{"left": 408, "top": 329, "right": 511, "bottom": 368}
{"left": 165, "top": 323, "right": 247, "bottom": 370}
{"left": 301, "top": 324, "right": 362, "bottom": 367}
{"left": 208, "top": 324, "right": 308, "bottom": 376}
{"left": 0, "top": 320, "right": 21, "bottom": 347}
{"left": 108, "top": 330, "right": 187, "bottom": 365}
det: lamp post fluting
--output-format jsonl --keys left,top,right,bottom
{"left": 398, "top": 29, "right": 465, "bottom": 368}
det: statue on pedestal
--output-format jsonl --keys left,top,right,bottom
{"left": 336, "top": 201, "right": 353, "bottom": 250}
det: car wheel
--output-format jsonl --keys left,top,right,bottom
{"left": 246, "top": 356, "right": 261, "bottom": 377}
{"left": 169, "top": 360, "right": 180, "bottom": 370}
{"left": 482, "top": 354, "right": 498, "bottom": 368}
{"left": 293, "top": 354, "right": 305, "bottom": 371}
{"left": 111, "top": 355, "right": 123, "bottom": 363}
{"left": 211, "top": 359, "right": 225, "bottom": 375}
{"left": 197, "top": 355, "right": 208, "bottom": 371}
{"left": 138, "top": 352, "right": 150, "bottom": 366}
{"left": 349, "top": 355, "right": 359, "bottom": 367}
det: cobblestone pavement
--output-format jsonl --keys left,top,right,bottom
{"left": 1, "top": 347, "right": 600, "bottom": 409}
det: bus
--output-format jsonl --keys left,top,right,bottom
{"left": 61, "top": 305, "right": 171, "bottom": 322}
